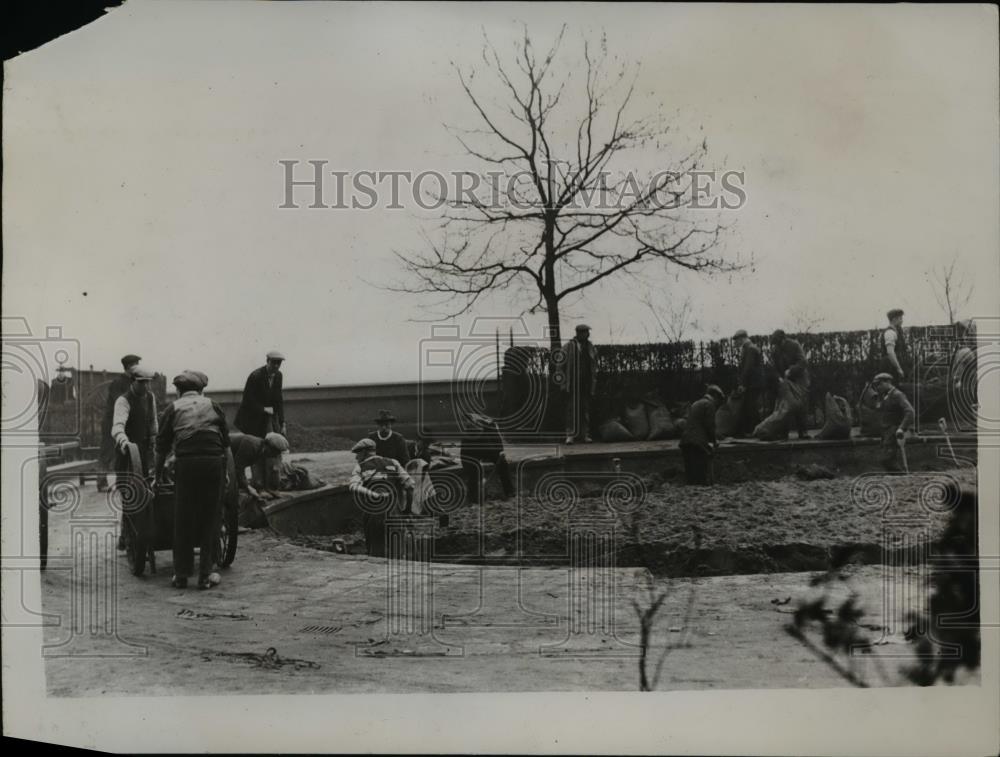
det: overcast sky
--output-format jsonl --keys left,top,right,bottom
{"left": 4, "top": 1, "right": 998, "bottom": 391}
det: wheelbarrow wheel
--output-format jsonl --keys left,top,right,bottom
{"left": 124, "top": 519, "right": 147, "bottom": 577}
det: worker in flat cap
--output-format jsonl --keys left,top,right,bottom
{"left": 556, "top": 324, "right": 598, "bottom": 444}
{"left": 349, "top": 437, "right": 415, "bottom": 557}
{"left": 769, "top": 329, "right": 810, "bottom": 438}
{"left": 229, "top": 430, "right": 289, "bottom": 499}
{"left": 732, "top": 329, "right": 764, "bottom": 437}
{"left": 680, "top": 385, "right": 725, "bottom": 485}
{"left": 155, "top": 371, "right": 230, "bottom": 590}
{"left": 881, "top": 309, "right": 908, "bottom": 383}
{"left": 110, "top": 366, "right": 158, "bottom": 549}
{"left": 872, "top": 372, "right": 914, "bottom": 472}
{"left": 98, "top": 353, "right": 144, "bottom": 492}
{"left": 368, "top": 409, "right": 410, "bottom": 466}
{"left": 235, "top": 351, "right": 285, "bottom": 489}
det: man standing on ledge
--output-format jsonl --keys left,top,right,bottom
{"left": 873, "top": 372, "right": 914, "bottom": 472}
{"left": 558, "top": 324, "right": 598, "bottom": 444}
{"left": 368, "top": 409, "right": 409, "bottom": 466}
{"left": 235, "top": 351, "right": 286, "bottom": 488}
{"left": 680, "top": 385, "right": 725, "bottom": 485}
{"left": 881, "top": 309, "right": 908, "bottom": 383}
{"left": 98, "top": 354, "right": 142, "bottom": 491}
{"left": 733, "top": 330, "right": 764, "bottom": 437}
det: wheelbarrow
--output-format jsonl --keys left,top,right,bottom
{"left": 118, "top": 443, "right": 239, "bottom": 577}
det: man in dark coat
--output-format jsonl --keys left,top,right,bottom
{"left": 460, "top": 411, "right": 514, "bottom": 504}
{"left": 733, "top": 330, "right": 764, "bottom": 437}
{"left": 234, "top": 351, "right": 286, "bottom": 437}
{"left": 98, "top": 354, "right": 142, "bottom": 491}
{"left": 368, "top": 409, "right": 410, "bottom": 466}
{"left": 873, "top": 372, "right": 915, "bottom": 472}
{"left": 155, "top": 371, "right": 230, "bottom": 590}
{"left": 558, "top": 324, "right": 599, "bottom": 444}
{"left": 235, "top": 351, "right": 285, "bottom": 488}
{"left": 680, "top": 385, "right": 724, "bottom": 485}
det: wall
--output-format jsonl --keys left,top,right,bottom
{"left": 207, "top": 379, "right": 501, "bottom": 440}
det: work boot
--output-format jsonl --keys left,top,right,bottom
{"left": 96, "top": 475, "right": 109, "bottom": 493}
{"left": 171, "top": 576, "right": 188, "bottom": 589}
{"left": 564, "top": 436, "right": 575, "bottom": 445}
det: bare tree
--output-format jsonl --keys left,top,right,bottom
{"left": 639, "top": 291, "right": 701, "bottom": 343}
{"left": 789, "top": 306, "right": 825, "bottom": 335}
{"left": 389, "top": 26, "right": 740, "bottom": 352}
{"left": 930, "top": 257, "right": 974, "bottom": 324}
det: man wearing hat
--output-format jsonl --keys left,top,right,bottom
{"left": 98, "top": 354, "right": 143, "bottom": 491}
{"left": 229, "top": 431, "right": 289, "bottom": 498}
{"left": 368, "top": 409, "right": 410, "bottom": 466}
{"left": 348, "top": 438, "right": 415, "bottom": 557}
{"left": 110, "top": 366, "right": 158, "bottom": 548}
{"left": 872, "top": 372, "right": 914, "bottom": 472}
{"left": 557, "top": 324, "right": 599, "bottom": 444}
{"left": 733, "top": 330, "right": 764, "bottom": 437}
{"left": 235, "top": 352, "right": 286, "bottom": 489}
{"left": 881, "top": 309, "right": 908, "bottom": 383}
{"left": 155, "top": 371, "right": 230, "bottom": 590}
{"left": 680, "top": 385, "right": 725, "bottom": 485}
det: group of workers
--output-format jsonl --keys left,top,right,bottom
{"left": 96, "top": 306, "right": 971, "bottom": 571}
{"left": 100, "top": 352, "right": 291, "bottom": 590}
{"left": 676, "top": 308, "right": 923, "bottom": 485}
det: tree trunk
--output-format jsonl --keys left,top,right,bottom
{"left": 546, "top": 296, "right": 561, "bottom": 354}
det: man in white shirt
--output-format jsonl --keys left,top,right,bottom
{"left": 881, "top": 308, "right": 908, "bottom": 383}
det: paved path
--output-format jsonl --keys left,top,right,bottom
{"left": 38, "top": 483, "right": 944, "bottom": 695}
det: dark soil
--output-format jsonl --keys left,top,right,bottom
{"left": 289, "top": 467, "right": 977, "bottom": 578}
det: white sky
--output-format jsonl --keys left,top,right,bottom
{"left": 4, "top": 1, "right": 998, "bottom": 391}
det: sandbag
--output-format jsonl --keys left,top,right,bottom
{"left": 238, "top": 492, "right": 268, "bottom": 529}
{"left": 622, "top": 403, "right": 650, "bottom": 440}
{"left": 753, "top": 379, "right": 798, "bottom": 441}
{"left": 278, "top": 462, "right": 326, "bottom": 491}
{"left": 599, "top": 419, "right": 635, "bottom": 442}
{"left": 816, "top": 393, "right": 852, "bottom": 440}
{"left": 715, "top": 391, "right": 744, "bottom": 439}
{"left": 646, "top": 405, "right": 678, "bottom": 440}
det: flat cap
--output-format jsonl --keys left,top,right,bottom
{"left": 873, "top": 372, "right": 894, "bottom": 383}
{"left": 120, "top": 354, "right": 142, "bottom": 368}
{"left": 886, "top": 309, "right": 904, "bottom": 320}
{"left": 188, "top": 370, "right": 209, "bottom": 388}
{"left": 266, "top": 350, "right": 285, "bottom": 361}
{"left": 575, "top": 324, "right": 591, "bottom": 332}
{"left": 732, "top": 329, "right": 748, "bottom": 340}
{"left": 264, "top": 432, "right": 290, "bottom": 453}
{"left": 172, "top": 370, "right": 205, "bottom": 390}
{"left": 351, "top": 438, "right": 376, "bottom": 454}
{"left": 705, "top": 384, "right": 725, "bottom": 401}
{"left": 130, "top": 367, "right": 155, "bottom": 381}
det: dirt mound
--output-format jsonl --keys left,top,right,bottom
{"left": 289, "top": 468, "right": 977, "bottom": 577}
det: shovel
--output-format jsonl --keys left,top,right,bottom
{"left": 896, "top": 431, "right": 910, "bottom": 475}
{"left": 937, "top": 417, "right": 961, "bottom": 468}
